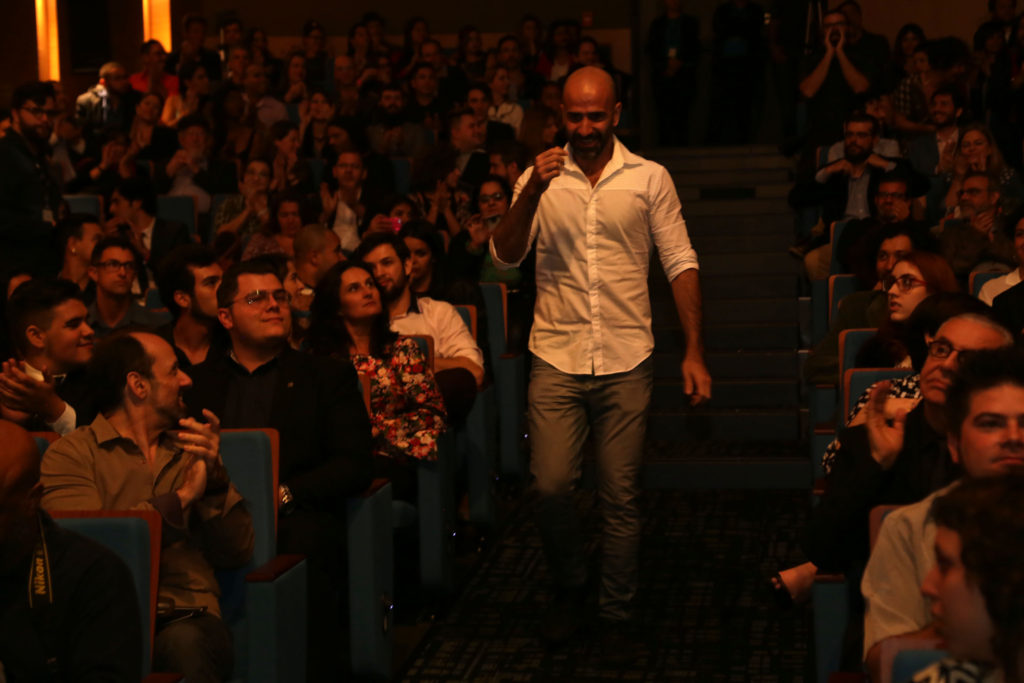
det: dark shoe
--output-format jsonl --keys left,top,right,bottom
{"left": 539, "top": 586, "right": 588, "bottom": 645}
{"left": 596, "top": 619, "right": 640, "bottom": 667}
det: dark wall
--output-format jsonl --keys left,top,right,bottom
{"left": 1, "top": 2, "right": 40, "bottom": 105}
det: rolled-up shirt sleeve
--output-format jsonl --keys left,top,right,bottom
{"left": 649, "top": 165, "right": 699, "bottom": 281}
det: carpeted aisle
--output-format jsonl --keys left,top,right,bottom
{"left": 398, "top": 489, "right": 813, "bottom": 681}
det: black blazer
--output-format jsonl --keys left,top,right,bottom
{"left": 993, "top": 280, "right": 1024, "bottom": 343}
{"left": 186, "top": 347, "right": 374, "bottom": 513}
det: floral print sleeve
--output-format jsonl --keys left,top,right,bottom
{"left": 352, "top": 337, "right": 447, "bottom": 462}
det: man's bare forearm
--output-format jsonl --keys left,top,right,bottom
{"left": 671, "top": 269, "right": 704, "bottom": 359}
{"left": 799, "top": 53, "right": 832, "bottom": 99}
{"left": 836, "top": 50, "right": 869, "bottom": 93}
{"left": 492, "top": 183, "right": 541, "bottom": 264}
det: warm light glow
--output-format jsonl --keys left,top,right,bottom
{"left": 142, "top": 0, "right": 172, "bottom": 49}
{"left": 34, "top": 0, "right": 60, "bottom": 81}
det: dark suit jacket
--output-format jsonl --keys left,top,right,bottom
{"left": 186, "top": 347, "right": 373, "bottom": 513}
{"left": 993, "top": 280, "right": 1024, "bottom": 342}
{"left": 788, "top": 159, "right": 927, "bottom": 226}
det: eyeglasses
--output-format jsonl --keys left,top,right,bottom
{"left": 479, "top": 192, "right": 505, "bottom": 203}
{"left": 96, "top": 260, "right": 136, "bottom": 272}
{"left": 232, "top": 289, "right": 290, "bottom": 306}
{"left": 21, "top": 106, "right": 62, "bottom": 119}
{"left": 927, "top": 339, "right": 975, "bottom": 361}
{"left": 882, "top": 274, "right": 927, "bottom": 292}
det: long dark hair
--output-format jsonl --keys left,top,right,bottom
{"left": 306, "top": 260, "right": 396, "bottom": 358}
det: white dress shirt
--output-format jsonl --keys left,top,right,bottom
{"left": 24, "top": 362, "right": 77, "bottom": 435}
{"left": 490, "top": 137, "right": 699, "bottom": 376}
{"left": 978, "top": 269, "right": 1022, "bottom": 306}
{"left": 390, "top": 295, "right": 485, "bottom": 369}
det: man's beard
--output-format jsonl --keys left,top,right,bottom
{"left": 845, "top": 145, "right": 870, "bottom": 164}
{"left": 571, "top": 131, "right": 610, "bottom": 162}
{"left": 380, "top": 275, "right": 407, "bottom": 303}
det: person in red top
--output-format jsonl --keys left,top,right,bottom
{"left": 130, "top": 40, "right": 180, "bottom": 100}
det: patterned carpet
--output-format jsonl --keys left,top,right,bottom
{"left": 398, "top": 489, "right": 814, "bottom": 681}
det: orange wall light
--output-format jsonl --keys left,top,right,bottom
{"left": 34, "top": 0, "right": 60, "bottom": 81}
{"left": 142, "top": 0, "right": 172, "bottom": 49}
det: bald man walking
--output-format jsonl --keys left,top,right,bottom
{"left": 491, "top": 67, "right": 711, "bottom": 652}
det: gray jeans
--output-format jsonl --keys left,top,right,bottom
{"left": 529, "top": 355, "right": 652, "bottom": 622}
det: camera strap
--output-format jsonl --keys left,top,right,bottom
{"left": 27, "top": 515, "right": 59, "bottom": 680}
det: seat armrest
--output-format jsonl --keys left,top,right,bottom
{"left": 245, "top": 554, "right": 305, "bottom": 582}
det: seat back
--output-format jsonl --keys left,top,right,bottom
{"left": 828, "top": 274, "right": 861, "bottom": 324}
{"left": 843, "top": 368, "right": 915, "bottom": 421}
{"left": 51, "top": 510, "right": 161, "bottom": 678}
{"left": 307, "top": 159, "right": 326, "bottom": 188}
{"left": 454, "top": 304, "right": 478, "bottom": 340}
{"left": 828, "top": 220, "right": 850, "bottom": 274}
{"left": 891, "top": 649, "right": 948, "bottom": 683}
{"left": 479, "top": 283, "right": 509, "bottom": 355}
{"left": 64, "top": 194, "right": 103, "bottom": 218}
{"left": 156, "top": 195, "right": 198, "bottom": 237}
{"left": 837, "top": 328, "right": 877, "bottom": 402}
{"left": 391, "top": 157, "right": 411, "bottom": 195}
{"left": 144, "top": 288, "right": 164, "bottom": 311}
{"left": 30, "top": 431, "right": 59, "bottom": 457}
{"left": 970, "top": 270, "right": 1006, "bottom": 298}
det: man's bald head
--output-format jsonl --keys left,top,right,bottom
{"left": 0, "top": 420, "right": 43, "bottom": 571}
{"left": 561, "top": 66, "right": 621, "bottom": 164}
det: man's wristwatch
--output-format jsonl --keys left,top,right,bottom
{"left": 278, "top": 484, "right": 296, "bottom": 516}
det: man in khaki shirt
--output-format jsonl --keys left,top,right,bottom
{"left": 40, "top": 330, "right": 253, "bottom": 683}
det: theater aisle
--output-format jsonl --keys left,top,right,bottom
{"left": 393, "top": 146, "right": 813, "bottom": 681}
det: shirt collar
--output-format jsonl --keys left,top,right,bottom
{"left": 564, "top": 136, "right": 637, "bottom": 185}
{"left": 91, "top": 412, "right": 127, "bottom": 446}
{"left": 141, "top": 216, "right": 156, "bottom": 238}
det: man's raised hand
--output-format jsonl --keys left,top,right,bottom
{"left": 529, "top": 147, "right": 567, "bottom": 193}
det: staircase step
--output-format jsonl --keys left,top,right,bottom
{"left": 652, "top": 378, "right": 799, "bottom": 409}
{"left": 685, "top": 214, "right": 794, "bottom": 235}
{"left": 698, "top": 252, "right": 800, "bottom": 275}
{"left": 648, "top": 408, "right": 801, "bottom": 441}
{"left": 648, "top": 272, "right": 797, "bottom": 299}
{"left": 690, "top": 232, "right": 793, "bottom": 254}
{"left": 654, "top": 322, "right": 799, "bottom": 351}
{"left": 648, "top": 144, "right": 783, "bottom": 158}
{"left": 672, "top": 169, "right": 791, "bottom": 187}
{"left": 655, "top": 350, "right": 798, "bottom": 379}
{"left": 684, "top": 198, "right": 792, "bottom": 216}
{"left": 653, "top": 295, "right": 797, "bottom": 324}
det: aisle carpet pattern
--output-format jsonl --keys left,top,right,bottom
{"left": 399, "top": 489, "right": 813, "bottom": 681}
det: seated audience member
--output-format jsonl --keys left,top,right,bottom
{"left": 186, "top": 260, "right": 372, "bottom": 681}
{"left": 128, "top": 92, "right": 178, "bottom": 162}
{"left": 129, "top": 40, "right": 179, "bottom": 99}
{"left": 268, "top": 120, "right": 312, "bottom": 194}
{"left": 75, "top": 62, "right": 136, "bottom": 136}
{"left": 488, "top": 139, "right": 530, "bottom": 188}
{"left": 496, "top": 33, "right": 544, "bottom": 102}
{"left": 405, "top": 62, "right": 444, "bottom": 133}
{"left": 278, "top": 51, "right": 309, "bottom": 107}
{"left": 822, "top": 92, "right": 900, "bottom": 162}
{"left": 299, "top": 88, "right": 336, "bottom": 160}
{"left": 307, "top": 260, "right": 446, "bottom": 502}
{"left": 486, "top": 67, "right": 524, "bottom": 137}
{"left": 856, "top": 253, "right": 959, "bottom": 368}
{"left": 409, "top": 146, "right": 463, "bottom": 236}
{"left": 421, "top": 38, "right": 468, "bottom": 106}
{"left": 466, "top": 84, "right": 516, "bottom": 147}
{"left": 160, "top": 115, "right": 237, "bottom": 214}
{"left": 803, "top": 170, "right": 924, "bottom": 281}
{"left": 804, "top": 224, "right": 928, "bottom": 384}
{"left": 1, "top": 278, "right": 96, "bottom": 434}
{"left": 161, "top": 61, "right": 212, "bottom": 128}
{"left": 241, "top": 63, "right": 287, "bottom": 128}
{"left": 109, "top": 177, "right": 191, "bottom": 275}
{"left": 979, "top": 210, "right": 1024, "bottom": 305}
{"left": 166, "top": 13, "right": 222, "bottom": 82}
{"left": 907, "top": 87, "right": 964, "bottom": 224}
{"left": 320, "top": 148, "right": 370, "bottom": 253}
{"left": 446, "top": 107, "right": 489, "bottom": 189}
{"left": 0, "top": 420, "right": 142, "bottom": 682}
{"left": 241, "top": 192, "right": 304, "bottom": 260}
{"left": 299, "top": 20, "right": 331, "bottom": 89}
{"left": 293, "top": 224, "right": 343, "bottom": 289}
{"left": 942, "top": 124, "right": 1024, "bottom": 219}
{"left": 57, "top": 214, "right": 104, "bottom": 293}
{"left": 890, "top": 42, "right": 944, "bottom": 137}
{"left": 449, "top": 175, "right": 529, "bottom": 289}
{"left": 400, "top": 220, "right": 451, "bottom": 299}
{"left": 366, "top": 83, "right": 430, "bottom": 159}
{"left": 397, "top": 17, "right": 430, "bottom": 79}
{"left": 0, "top": 82, "right": 63, "bottom": 278}
{"left": 41, "top": 331, "right": 254, "bottom": 682}
{"left": 213, "top": 158, "right": 272, "bottom": 245}
{"left": 862, "top": 347, "right": 1024, "bottom": 680}
{"left": 74, "top": 130, "right": 138, "bottom": 198}
{"left": 155, "top": 245, "right": 223, "bottom": 368}
{"left": 356, "top": 232, "right": 484, "bottom": 425}
{"left": 86, "top": 236, "right": 162, "bottom": 337}
{"left": 790, "top": 112, "right": 903, "bottom": 227}
{"left": 910, "top": 474, "right": 1024, "bottom": 683}
{"left": 940, "top": 171, "right": 1016, "bottom": 281}
{"left": 247, "top": 253, "right": 313, "bottom": 348}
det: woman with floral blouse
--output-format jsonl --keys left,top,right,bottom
{"left": 306, "top": 260, "right": 446, "bottom": 502}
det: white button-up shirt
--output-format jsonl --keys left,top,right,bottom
{"left": 490, "top": 137, "right": 699, "bottom": 376}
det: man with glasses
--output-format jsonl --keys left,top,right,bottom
{"left": 86, "top": 236, "right": 162, "bottom": 338}
{"left": 0, "top": 82, "right": 63, "bottom": 279}
{"left": 806, "top": 312, "right": 1012, "bottom": 665}
{"left": 861, "top": 347, "right": 1024, "bottom": 681}
{"left": 186, "top": 260, "right": 372, "bottom": 681}
{"left": 940, "top": 171, "right": 1014, "bottom": 281}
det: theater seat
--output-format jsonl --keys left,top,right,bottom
{"left": 479, "top": 283, "right": 527, "bottom": 481}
